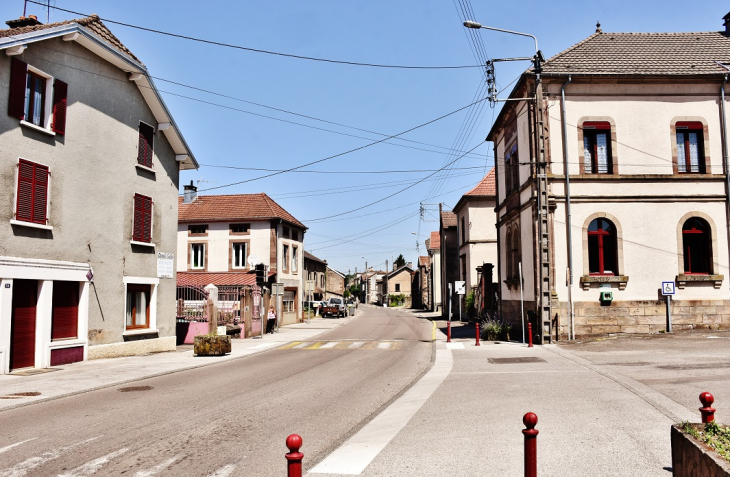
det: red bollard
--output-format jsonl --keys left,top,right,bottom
{"left": 475, "top": 322, "right": 480, "bottom": 346}
{"left": 699, "top": 392, "right": 716, "bottom": 423}
{"left": 447, "top": 321, "right": 451, "bottom": 343}
{"left": 285, "top": 434, "right": 303, "bottom": 477}
{"left": 527, "top": 323, "right": 533, "bottom": 348}
{"left": 523, "top": 412, "right": 539, "bottom": 477}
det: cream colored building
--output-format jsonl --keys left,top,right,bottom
{"left": 426, "top": 232, "right": 442, "bottom": 311}
{"left": 489, "top": 14, "right": 730, "bottom": 338}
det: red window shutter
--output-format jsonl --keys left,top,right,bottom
{"left": 16, "top": 159, "right": 48, "bottom": 224}
{"left": 137, "top": 123, "right": 154, "bottom": 168}
{"left": 133, "top": 193, "right": 152, "bottom": 242}
{"left": 676, "top": 121, "right": 703, "bottom": 130}
{"left": 51, "top": 79, "right": 68, "bottom": 135}
{"left": 52, "top": 281, "right": 79, "bottom": 340}
{"left": 583, "top": 121, "right": 611, "bottom": 130}
{"left": 8, "top": 58, "right": 27, "bottom": 120}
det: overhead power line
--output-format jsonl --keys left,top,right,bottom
{"left": 27, "top": 1, "right": 482, "bottom": 70}
{"left": 199, "top": 164, "right": 488, "bottom": 174}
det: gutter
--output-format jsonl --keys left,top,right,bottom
{"left": 560, "top": 76, "right": 574, "bottom": 340}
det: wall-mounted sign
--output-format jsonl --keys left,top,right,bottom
{"left": 157, "top": 253, "right": 174, "bottom": 278}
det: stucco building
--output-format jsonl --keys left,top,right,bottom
{"left": 440, "top": 210, "right": 459, "bottom": 319}
{"left": 325, "top": 267, "right": 345, "bottom": 300}
{"left": 488, "top": 14, "right": 730, "bottom": 339}
{"left": 303, "top": 251, "right": 327, "bottom": 301}
{"left": 426, "top": 231, "right": 442, "bottom": 312}
{"left": 0, "top": 15, "right": 197, "bottom": 373}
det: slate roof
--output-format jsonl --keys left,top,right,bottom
{"left": 441, "top": 211, "right": 457, "bottom": 228}
{"left": 429, "top": 231, "right": 440, "bottom": 250}
{"left": 539, "top": 30, "right": 730, "bottom": 76}
{"left": 179, "top": 193, "right": 306, "bottom": 229}
{"left": 1, "top": 14, "right": 141, "bottom": 63}
{"left": 465, "top": 169, "right": 496, "bottom": 196}
{"left": 304, "top": 250, "right": 326, "bottom": 264}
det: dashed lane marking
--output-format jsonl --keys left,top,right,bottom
{"left": 57, "top": 448, "right": 129, "bottom": 477}
{"left": 348, "top": 341, "right": 365, "bottom": 349}
{"left": 0, "top": 439, "right": 37, "bottom": 456}
{"left": 0, "top": 437, "right": 100, "bottom": 477}
{"left": 376, "top": 342, "right": 392, "bottom": 350}
{"left": 319, "top": 342, "right": 339, "bottom": 349}
{"left": 134, "top": 455, "right": 181, "bottom": 477}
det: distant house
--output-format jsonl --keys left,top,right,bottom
{"left": 303, "top": 251, "right": 327, "bottom": 301}
{"left": 413, "top": 256, "right": 431, "bottom": 309}
{"left": 359, "top": 270, "right": 385, "bottom": 304}
{"left": 326, "top": 267, "right": 345, "bottom": 300}
{"left": 177, "top": 188, "right": 306, "bottom": 326}
{"left": 426, "top": 232, "right": 442, "bottom": 312}
{"left": 0, "top": 14, "right": 197, "bottom": 374}
{"left": 380, "top": 264, "right": 414, "bottom": 307}
{"left": 440, "top": 210, "right": 459, "bottom": 319}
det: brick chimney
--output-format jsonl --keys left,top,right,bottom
{"left": 6, "top": 15, "right": 42, "bottom": 29}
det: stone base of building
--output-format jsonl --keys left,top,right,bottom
{"left": 88, "top": 336, "right": 176, "bottom": 360}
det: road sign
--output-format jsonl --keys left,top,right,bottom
{"left": 455, "top": 281, "right": 466, "bottom": 295}
{"left": 661, "top": 281, "right": 675, "bottom": 296}
{"left": 272, "top": 282, "right": 285, "bottom": 296}
{"left": 306, "top": 280, "right": 315, "bottom": 293}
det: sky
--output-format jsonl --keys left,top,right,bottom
{"left": 2, "top": 0, "right": 726, "bottom": 274}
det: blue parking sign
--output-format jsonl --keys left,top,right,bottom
{"left": 661, "top": 282, "right": 675, "bottom": 295}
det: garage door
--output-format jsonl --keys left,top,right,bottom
{"left": 10, "top": 279, "right": 38, "bottom": 370}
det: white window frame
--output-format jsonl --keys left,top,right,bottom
{"left": 232, "top": 242, "right": 247, "bottom": 269}
{"left": 190, "top": 243, "right": 205, "bottom": 270}
{"left": 11, "top": 157, "right": 53, "bottom": 230}
{"left": 122, "top": 276, "right": 158, "bottom": 336}
{"left": 19, "top": 64, "right": 55, "bottom": 135}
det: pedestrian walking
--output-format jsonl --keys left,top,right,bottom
{"left": 266, "top": 305, "right": 276, "bottom": 334}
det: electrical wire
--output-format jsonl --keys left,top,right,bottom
{"left": 198, "top": 164, "right": 488, "bottom": 174}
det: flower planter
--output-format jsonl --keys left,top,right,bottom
{"left": 671, "top": 424, "right": 730, "bottom": 476}
{"left": 194, "top": 334, "right": 232, "bottom": 356}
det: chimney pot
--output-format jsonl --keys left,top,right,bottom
{"left": 6, "top": 15, "right": 42, "bottom": 28}
{"left": 183, "top": 180, "right": 198, "bottom": 203}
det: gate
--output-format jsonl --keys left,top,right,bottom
{"left": 216, "top": 286, "right": 246, "bottom": 326}
{"left": 176, "top": 284, "right": 209, "bottom": 345}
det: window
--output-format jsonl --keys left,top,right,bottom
{"left": 8, "top": 58, "right": 67, "bottom": 134}
{"left": 292, "top": 246, "right": 298, "bottom": 273}
{"left": 232, "top": 242, "right": 247, "bottom": 269}
{"left": 132, "top": 193, "right": 153, "bottom": 243}
{"left": 283, "top": 290, "right": 295, "bottom": 313}
{"left": 676, "top": 122, "right": 705, "bottom": 173}
{"left": 190, "top": 243, "right": 205, "bottom": 270}
{"left": 230, "top": 223, "right": 249, "bottom": 234}
{"left": 137, "top": 122, "right": 154, "bottom": 168}
{"left": 188, "top": 224, "right": 207, "bottom": 235}
{"left": 461, "top": 217, "right": 466, "bottom": 244}
{"left": 51, "top": 281, "right": 78, "bottom": 340}
{"left": 504, "top": 141, "right": 519, "bottom": 194}
{"left": 582, "top": 122, "right": 613, "bottom": 174}
{"left": 126, "top": 284, "right": 150, "bottom": 330}
{"left": 283, "top": 226, "right": 290, "bottom": 238}
{"left": 461, "top": 255, "right": 467, "bottom": 281}
{"left": 395, "top": 283, "right": 401, "bottom": 292}
{"left": 292, "top": 230, "right": 299, "bottom": 241}
{"left": 321, "top": 275, "right": 325, "bottom": 288}
{"left": 682, "top": 217, "right": 711, "bottom": 274}
{"left": 588, "top": 218, "right": 617, "bottom": 275}
{"left": 283, "top": 244, "right": 289, "bottom": 272}
{"left": 15, "top": 159, "right": 49, "bottom": 225}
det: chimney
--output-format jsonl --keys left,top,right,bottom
{"left": 724, "top": 12, "right": 730, "bottom": 33}
{"left": 6, "top": 15, "right": 42, "bottom": 29}
{"left": 406, "top": 261, "right": 413, "bottom": 269}
{"left": 183, "top": 180, "right": 197, "bottom": 203}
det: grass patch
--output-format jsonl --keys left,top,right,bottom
{"left": 682, "top": 421, "right": 730, "bottom": 463}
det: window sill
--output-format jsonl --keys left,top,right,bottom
{"left": 123, "top": 328, "right": 159, "bottom": 336}
{"left": 677, "top": 274, "right": 724, "bottom": 289}
{"left": 580, "top": 275, "right": 628, "bottom": 290}
{"left": 10, "top": 219, "right": 53, "bottom": 231}
{"left": 130, "top": 240, "right": 155, "bottom": 248}
{"left": 49, "top": 338, "right": 86, "bottom": 349}
{"left": 20, "top": 120, "right": 55, "bottom": 136}
{"left": 135, "top": 164, "right": 156, "bottom": 174}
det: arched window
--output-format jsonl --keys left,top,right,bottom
{"left": 682, "top": 217, "right": 711, "bottom": 274}
{"left": 588, "top": 218, "right": 617, "bottom": 275}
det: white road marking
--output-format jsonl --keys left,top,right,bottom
{"left": 0, "top": 437, "right": 99, "bottom": 477}
{"left": 0, "top": 439, "right": 37, "bottom": 455}
{"left": 134, "top": 455, "right": 181, "bottom": 477}
{"left": 251, "top": 343, "right": 276, "bottom": 349}
{"left": 446, "top": 342, "right": 465, "bottom": 349}
{"left": 293, "top": 343, "right": 309, "bottom": 349}
{"left": 57, "top": 448, "right": 128, "bottom": 476}
{"left": 319, "top": 342, "right": 339, "bottom": 349}
{"left": 207, "top": 464, "right": 236, "bottom": 477}
{"left": 309, "top": 347, "right": 454, "bottom": 475}
{"left": 348, "top": 342, "right": 364, "bottom": 349}
{"left": 376, "top": 342, "right": 392, "bottom": 349}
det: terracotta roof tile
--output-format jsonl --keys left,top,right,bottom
{"left": 539, "top": 31, "right": 730, "bottom": 76}
{"left": 465, "top": 169, "right": 496, "bottom": 196}
{"left": 179, "top": 193, "right": 306, "bottom": 229}
{"left": 304, "top": 251, "right": 326, "bottom": 264}
{"left": 441, "top": 211, "right": 457, "bottom": 228}
{"left": 429, "top": 231, "right": 440, "bottom": 250}
{"left": 1, "top": 14, "right": 142, "bottom": 63}
{"left": 418, "top": 256, "right": 431, "bottom": 267}
{"left": 177, "top": 272, "right": 256, "bottom": 287}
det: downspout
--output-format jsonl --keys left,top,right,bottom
{"left": 720, "top": 75, "right": 730, "bottom": 287}
{"left": 561, "top": 76, "right": 574, "bottom": 340}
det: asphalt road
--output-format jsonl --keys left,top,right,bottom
{"left": 0, "top": 305, "right": 433, "bottom": 477}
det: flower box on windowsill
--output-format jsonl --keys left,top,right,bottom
{"left": 676, "top": 274, "right": 724, "bottom": 290}
{"left": 580, "top": 275, "right": 628, "bottom": 291}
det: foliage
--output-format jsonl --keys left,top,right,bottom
{"left": 480, "top": 319, "right": 513, "bottom": 341}
{"left": 348, "top": 284, "right": 361, "bottom": 297}
{"left": 389, "top": 294, "right": 406, "bottom": 306}
{"left": 343, "top": 290, "right": 351, "bottom": 298}
{"left": 682, "top": 421, "right": 730, "bottom": 463}
{"left": 394, "top": 254, "right": 406, "bottom": 268}
{"left": 465, "top": 291, "right": 476, "bottom": 319}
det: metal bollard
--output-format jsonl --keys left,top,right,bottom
{"left": 285, "top": 434, "right": 304, "bottom": 477}
{"left": 527, "top": 323, "right": 533, "bottom": 348}
{"left": 447, "top": 321, "right": 451, "bottom": 343}
{"left": 523, "top": 412, "right": 539, "bottom": 477}
{"left": 699, "top": 392, "right": 716, "bottom": 423}
{"left": 475, "top": 322, "right": 480, "bottom": 346}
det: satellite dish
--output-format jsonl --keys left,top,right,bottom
{"left": 248, "top": 253, "right": 260, "bottom": 269}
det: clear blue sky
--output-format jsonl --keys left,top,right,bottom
{"left": 3, "top": 0, "right": 725, "bottom": 274}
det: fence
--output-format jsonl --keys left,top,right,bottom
{"left": 216, "top": 286, "right": 246, "bottom": 326}
{"left": 176, "top": 285, "right": 209, "bottom": 322}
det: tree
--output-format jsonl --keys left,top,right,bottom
{"left": 394, "top": 254, "right": 406, "bottom": 268}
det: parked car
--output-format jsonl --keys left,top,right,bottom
{"left": 321, "top": 298, "right": 345, "bottom": 318}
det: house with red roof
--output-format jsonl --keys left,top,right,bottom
{"left": 177, "top": 185, "right": 306, "bottom": 326}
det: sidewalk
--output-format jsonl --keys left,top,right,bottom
{"left": 309, "top": 324, "right": 679, "bottom": 476}
{"left": 0, "top": 314, "right": 355, "bottom": 412}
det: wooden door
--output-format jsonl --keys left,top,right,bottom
{"left": 10, "top": 279, "right": 38, "bottom": 370}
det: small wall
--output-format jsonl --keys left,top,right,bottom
{"left": 671, "top": 424, "right": 730, "bottom": 476}
{"left": 88, "top": 336, "right": 176, "bottom": 360}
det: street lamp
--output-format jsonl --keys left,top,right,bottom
{"left": 463, "top": 20, "right": 542, "bottom": 62}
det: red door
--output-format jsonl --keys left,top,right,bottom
{"left": 10, "top": 280, "right": 37, "bottom": 370}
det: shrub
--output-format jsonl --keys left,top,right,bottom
{"left": 465, "top": 291, "right": 476, "bottom": 319}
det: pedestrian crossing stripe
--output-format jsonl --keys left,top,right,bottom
{"left": 279, "top": 341, "right": 402, "bottom": 350}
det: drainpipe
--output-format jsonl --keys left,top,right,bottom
{"left": 721, "top": 75, "right": 730, "bottom": 287}
{"left": 561, "top": 76, "right": 574, "bottom": 340}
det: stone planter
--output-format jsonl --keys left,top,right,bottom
{"left": 194, "top": 334, "right": 232, "bottom": 356}
{"left": 671, "top": 424, "right": 730, "bottom": 476}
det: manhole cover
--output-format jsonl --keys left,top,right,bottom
{"left": 118, "top": 386, "right": 153, "bottom": 392}
{"left": 488, "top": 357, "right": 546, "bottom": 364}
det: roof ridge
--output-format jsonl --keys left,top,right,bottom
{"left": 260, "top": 192, "right": 277, "bottom": 217}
